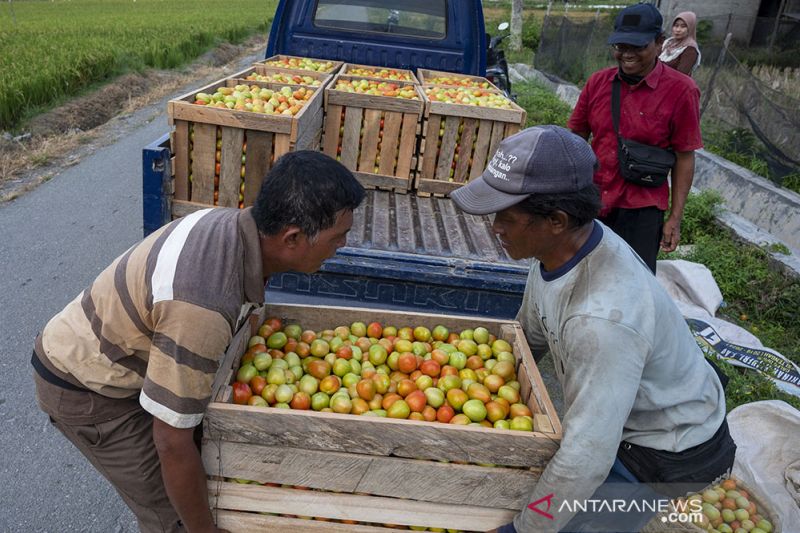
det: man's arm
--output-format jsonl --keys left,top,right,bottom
{"left": 512, "top": 316, "right": 649, "bottom": 532}
{"left": 153, "top": 419, "right": 223, "bottom": 533}
{"left": 661, "top": 150, "right": 694, "bottom": 252}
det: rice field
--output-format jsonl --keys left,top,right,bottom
{"left": 0, "top": 0, "right": 276, "bottom": 130}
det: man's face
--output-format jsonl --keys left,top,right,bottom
{"left": 292, "top": 209, "right": 353, "bottom": 273}
{"left": 492, "top": 205, "right": 555, "bottom": 261}
{"left": 612, "top": 39, "right": 659, "bottom": 77}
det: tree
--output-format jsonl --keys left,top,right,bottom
{"left": 510, "top": 0, "right": 523, "bottom": 52}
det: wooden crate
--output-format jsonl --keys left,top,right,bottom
{"left": 255, "top": 54, "right": 343, "bottom": 75}
{"left": 321, "top": 74, "right": 424, "bottom": 193}
{"left": 246, "top": 65, "right": 332, "bottom": 88}
{"left": 417, "top": 68, "right": 500, "bottom": 91}
{"left": 341, "top": 63, "right": 419, "bottom": 84}
{"left": 415, "top": 88, "right": 527, "bottom": 197}
{"left": 203, "top": 303, "right": 562, "bottom": 532}
{"left": 167, "top": 68, "right": 324, "bottom": 218}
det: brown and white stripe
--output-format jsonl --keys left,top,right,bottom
{"left": 37, "top": 208, "right": 264, "bottom": 428}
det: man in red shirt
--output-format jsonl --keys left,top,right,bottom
{"left": 568, "top": 3, "right": 702, "bottom": 273}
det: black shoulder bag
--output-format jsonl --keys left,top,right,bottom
{"left": 611, "top": 77, "right": 676, "bottom": 188}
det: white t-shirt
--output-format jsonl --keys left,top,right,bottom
{"left": 514, "top": 221, "right": 725, "bottom": 532}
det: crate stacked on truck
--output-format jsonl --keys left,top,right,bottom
{"left": 143, "top": 1, "right": 532, "bottom": 316}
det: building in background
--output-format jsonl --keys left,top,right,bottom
{"left": 655, "top": 0, "right": 800, "bottom": 46}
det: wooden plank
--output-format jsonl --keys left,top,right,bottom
{"left": 419, "top": 114, "right": 441, "bottom": 181}
{"left": 505, "top": 121, "right": 523, "bottom": 138}
{"left": 242, "top": 131, "right": 272, "bottom": 207}
{"left": 453, "top": 117, "right": 477, "bottom": 183}
{"left": 357, "top": 109, "right": 382, "bottom": 172}
{"left": 173, "top": 120, "right": 190, "bottom": 201}
{"left": 210, "top": 315, "right": 253, "bottom": 402}
{"left": 534, "top": 414, "right": 555, "bottom": 434}
{"left": 322, "top": 104, "right": 343, "bottom": 158}
{"left": 395, "top": 112, "right": 418, "bottom": 180}
{"left": 378, "top": 111, "right": 401, "bottom": 176}
{"left": 209, "top": 482, "right": 515, "bottom": 531}
{"left": 205, "top": 402, "right": 557, "bottom": 468}
{"left": 392, "top": 192, "right": 417, "bottom": 252}
{"left": 170, "top": 101, "right": 293, "bottom": 134}
{"left": 506, "top": 323, "right": 563, "bottom": 437}
{"left": 273, "top": 133, "right": 291, "bottom": 162}
{"left": 293, "top": 91, "right": 325, "bottom": 150}
{"left": 215, "top": 511, "right": 400, "bottom": 533}
{"left": 218, "top": 127, "right": 244, "bottom": 208}
{"left": 203, "top": 441, "right": 539, "bottom": 509}
{"left": 326, "top": 81, "right": 423, "bottom": 115}
{"left": 173, "top": 199, "right": 215, "bottom": 218}
{"left": 191, "top": 123, "right": 217, "bottom": 205}
{"left": 352, "top": 172, "right": 409, "bottom": 192}
{"left": 416, "top": 178, "right": 458, "bottom": 197}
{"left": 470, "top": 119, "right": 494, "bottom": 179}
{"left": 340, "top": 106, "right": 363, "bottom": 171}
{"left": 427, "top": 100, "right": 525, "bottom": 124}
{"left": 488, "top": 120, "right": 507, "bottom": 160}
{"left": 435, "top": 115, "right": 460, "bottom": 181}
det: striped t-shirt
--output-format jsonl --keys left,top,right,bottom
{"left": 35, "top": 208, "right": 264, "bottom": 428}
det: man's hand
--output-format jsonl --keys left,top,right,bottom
{"left": 152, "top": 418, "right": 220, "bottom": 533}
{"left": 660, "top": 215, "right": 681, "bottom": 253}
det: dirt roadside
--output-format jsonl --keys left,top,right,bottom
{"left": 0, "top": 35, "right": 268, "bottom": 203}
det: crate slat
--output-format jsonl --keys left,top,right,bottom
{"left": 218, "top": 127, "right": 244, "bottom": 208}
{"left": 173, "top": 121, "right": 190, "bottom": 201}
{"left": 191, "top": 123, "right": 217, "bottom": 205}
{"left": 242, "top": 131, "right": 272, "bottom": 207}
{"left": 454, "top": 118, "right": 477, "bottom": 183}
{"left": 341, "top": 106, "right": 363, "bottom": 170}
{"left": 435, "top": 116, "right": 460, "bottom": 181}
{"left": 215, "top": 511, "right": 400, "bottom": 533}
{"left": 203, "top": 440, "right": 539, "bottom": 509}
{"left": 322, "top": 103, "right": 343, "bottom": 158}
{"left": 378, "top": 112, "right": 401, "bottom": 176}
{"left": 396, "top": 113, "right": 418, "bottom": 180}
{"left": 358, "top": 109, "right": 382, "bottom": 172}
{"left": 209, "top": 482, "right": 516, "bottom": 531}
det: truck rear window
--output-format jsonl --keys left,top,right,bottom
{"left": 313, "top": 0, "right": 446, "bottom": 39}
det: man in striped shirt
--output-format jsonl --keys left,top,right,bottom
{"left": 32, "top": 151, "right": 365, "bottom": 532}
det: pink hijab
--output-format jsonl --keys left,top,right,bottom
{"left": 660, "top": 11, "right": 700, "bottom": 63}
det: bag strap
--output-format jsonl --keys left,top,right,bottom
{"left": 611, "top": 76, "right": 621, "bottom": 136}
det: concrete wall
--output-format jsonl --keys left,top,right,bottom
{"left": 693, "top": 150, "right": 800, "bottom": 252}
{"left": 656, "top": 0, "right": 760, "bottom": 43}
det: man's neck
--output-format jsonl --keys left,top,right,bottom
{"left": 540, "top": 222, "right": 595, "bottom": 272}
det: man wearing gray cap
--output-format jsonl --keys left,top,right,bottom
{"left": 453, "top": 126, "right": 734, "bottom": 533}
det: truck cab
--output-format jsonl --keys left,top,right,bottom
{"left": 266, "top": 0, "right": 486, "bottom": 75}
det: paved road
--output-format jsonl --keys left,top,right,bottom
{"left": 0, "top": 53, "right": 265, "bottom": 532}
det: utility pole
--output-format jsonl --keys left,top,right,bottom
{"left": 510, "top": 0, "right": 523, "bottom": 52}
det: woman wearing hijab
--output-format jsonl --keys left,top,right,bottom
{"left": 659, "top": 11, "right": 701, "bottom": 76}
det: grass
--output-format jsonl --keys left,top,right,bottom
{"left": 514, "top": 80, "right": 573, "bottom": 127}
{"left": 0, "top": 0, "right": 276, "bottom": 131}
{"left": 660, "top": 191, "right": 800, "bottom": 411}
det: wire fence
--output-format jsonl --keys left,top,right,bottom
{"left": 534, "top": 11, "right": 800, "bottom": 183}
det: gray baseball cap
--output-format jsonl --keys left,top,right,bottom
{"left": 450, "top": 125, "right": 598, "bottom": 215}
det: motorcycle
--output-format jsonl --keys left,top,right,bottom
{"left": 486, "top": 22, "right": 513, "bottom": 99}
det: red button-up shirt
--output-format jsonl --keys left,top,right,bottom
{"left": 567, "top": 61, "right": 703, "bottom": 216}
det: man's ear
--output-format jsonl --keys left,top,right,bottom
{"left": 280, "top": 226, "right": 303, "bottom": 248}
{"left": 548, "top": 211, "right": 570, "bottom": 234}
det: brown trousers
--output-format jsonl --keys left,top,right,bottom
{"left": 34, "top": 373, "right": 182, "bottom": 533}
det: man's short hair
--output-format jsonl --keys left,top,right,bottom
{"left": 515, "top": 184, "right": 601, "bottom": 229}
{"left": 251, "top": 151, "right": 365, "bottom": 239}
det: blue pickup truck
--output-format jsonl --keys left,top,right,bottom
{"left": 142, "top": 0, "right": 528, "bottom": 318}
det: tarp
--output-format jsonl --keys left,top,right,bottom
{"left": 656, "top": 259, "right": 800, "bottom": 398}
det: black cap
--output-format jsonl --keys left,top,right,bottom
{"left": 608, "top": 3, "right": 663, "bottom": 47}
